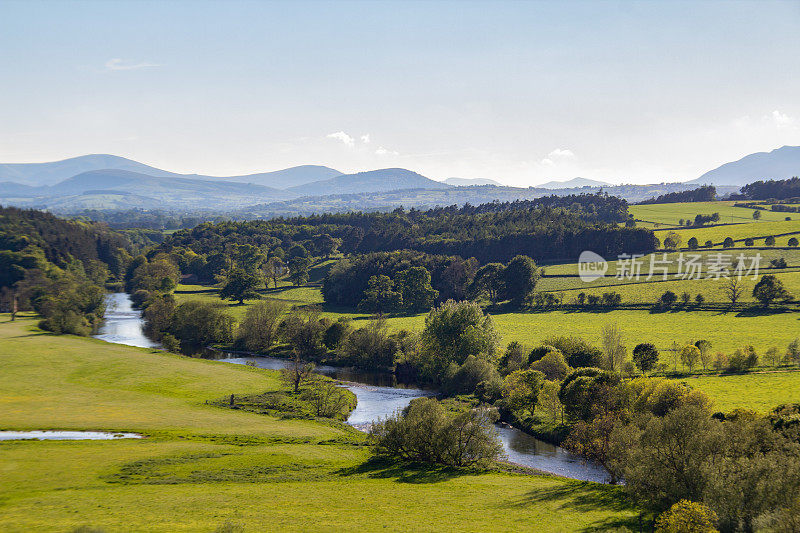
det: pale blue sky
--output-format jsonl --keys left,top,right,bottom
{"left": 2, "top": 0, "right": 798, "bottom": 185}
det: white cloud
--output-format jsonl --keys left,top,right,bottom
{"left": 547, "top": 148, "right": 575, "bottom": 159}
{"left": 360, "top": 134, "right": 371, "bottom": 144}
{"left": 375, "top": 146, "right": 399, "bottom": 156}
{"left": 104, "top": 58, "right": 160, "bottom": 71}
{"left": 326, "top": 131, "right": 355, "bottom": 146}
{"left": 540, "top": 148, "right": 575, "bottom": 166}
{"left": 767, "top": 109, "right": 795, "bottom": 127}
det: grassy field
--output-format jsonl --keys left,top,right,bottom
{"left": 666, "top": 219, "right": 800, "bottom": 247}
{"left": 175, "top": 280, "right": 800, "bottom": 356}
{"left": 629, "top": 201, "right": 795, "bottom": 225}
{"left": 0, "top": 316, "right": 638, "bottom": 532}
{"left": 679, "top": 371, "right": 800, "bottom": 413}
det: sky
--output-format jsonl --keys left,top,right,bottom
{"left": 1, "top": 0, "right": 799, "bottom": 186}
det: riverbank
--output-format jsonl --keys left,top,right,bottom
{"left": 0, "top": 314, "right": 638, "bottom": 531}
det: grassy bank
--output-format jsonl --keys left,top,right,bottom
{"left": 0, "top": 315, "right": 637, "bottom": 531}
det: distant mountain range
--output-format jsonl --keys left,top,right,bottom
{"left": 1, "top": 147, "right": 796, "bottom": 213}
{"left": 689, "top": 145, "right": 800, "bottom": 186}
{"left": 537, "top": 177, "right": 612, "bottom": 189}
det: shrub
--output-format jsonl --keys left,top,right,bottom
{"left": 442, "top": 355, "right": 501, "bottom": 396}
{"left": 744, "top": 237, "right": 754, "bottom": 247}
{"left": 765, "top": 235, "right": 776, "bottom": 246}
{"left": 369, "top": 397, "right": 502, "bottom": 467}
{"left": 789, "top": 237, "right": 799, "bottom": 247}
{"left": 237, "top": 300, "right": 285, "bottom": 352}
{"left": 544, "top": 335, "right": 604, "bottom": 368}
{"left": 654, "top": 500, "right": 718, "bottom": 533}
{"left": 529, "top": 349, "right": 570, "bottom": 381}
{"left": 723, "top": 237, "right": 734, "bottom": 248}
{"left": 704, "top": 240, "right": 713, "bottom": 248}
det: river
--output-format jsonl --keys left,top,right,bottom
{"left": 94, "top": 292, "right": 609, "bottom": 483}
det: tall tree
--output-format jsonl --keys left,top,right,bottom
{"left": 502, "top": 255, "right": 539, "bottom": 307}
{"left": 219, "top": 268, "right": 261, "bottom": 304}
{"left": 395, "top": 266, "right": 438, "bottom": 310}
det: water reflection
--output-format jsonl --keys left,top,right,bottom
{"left": 94, "top": 293, "right": 160, "bottom": 348}
{"left": 94, "top": 293, "right": 610, "bottom": 483}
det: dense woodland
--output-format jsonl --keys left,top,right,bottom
{"left": 0, "top": 205, "right": 135, "bottom": 334}
{"left": 155, "top": 194, "right": 654, "bottom": 270}
{"left": 740, "top": 177, "right": 800, "bottom": 200}
{"left": 639, "top": 185, "right": 717, "bottom": 204}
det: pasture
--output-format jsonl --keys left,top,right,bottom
{"left": 0, "top": 316, "right": 637, "bottom": 532}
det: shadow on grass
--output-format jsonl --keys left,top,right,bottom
{"left": 735, "top": 306, "right": 797, "bottom": 317}
{"left": 335, "top": 456, "right": 481, "bottom": 484}
{"left": 504, "top": 481, "right": 642, "bottom": 532}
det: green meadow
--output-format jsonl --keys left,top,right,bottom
{"left": 0, "top": 316, "right": 638, "bottom": 532}
{"left": 628, "top": 201, "right": 795, "bottom": 225}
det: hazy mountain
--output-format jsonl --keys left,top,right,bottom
{"left": 537, "top": 177, "right": 612, "bottom": 189}
{"left": 0, "top": 154, "right": 179, "bottom": 186}
{"left": 0, "top": 154, "right": 342, "bottom": 190}
{"left": 287, "top": 168, "right": 451, "bottom": 196}
{"left": 444, "top": 177, "right": 503, "bottom": 186}
{"left": 689, "top": 146, "right": 800, "bottom": 186}
{"left": 216, "top": 165, "right": 342, "bottom": 189}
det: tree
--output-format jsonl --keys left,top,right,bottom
{"left": 663, "top": 231, "right": 682, "bottom": 250}
{"left": 468, "top": 262, "right": 505, "bottom": 303}
{"left": 369, "top": 397, "right": 502, "bottom": 467}
{"left": 539, "top": 380, "right": 565, "bottom": 423}
{"left": 744, "top": 237, "right": 754, "bottom": 246}
{"left": 766, "top": 235, "right": 776, "bottom": 246}
{"left": 358, "top": 275, "right": 402, "bottom": 314}
{"left": 564, "top": 412, "right": 624, "bottom": 483}
{"left": 680, "top": 345, "right": 701, "bottom": 372}
{"left": 544, "top": 336, "right": 604, "bottom": 368}
{"left": 766, "top": 346, "right": 781, "bottom": 367}
{"left": 170, "top": 301, "right": 235, "bottom": 349}
{"left": 501, "top": 255, "right": 539, "bottom": 307}
{"left": 659, "top": 290, "right": 678, "bottom": 308}
{"left": 704, "top": 240, "right": 713, "bottom": 248}
{"left": 337, "top": 319, "right": 397, "bottom": 369}
{"left": 753, "top": 209, "right": 762, "bottom": 220}
{"left": 500, "top": 369, "right": 545, "bottom": 414}
{"left": 261, "top": 256, "right": 286, "bottom": 288}
{"left": 695, "top": 340, "right": 712, "bottom": 371}
{"left": 237, "top": 300, "right": 285, "bottom": 352}
{"left": 219, "top": 268, "right": 261, "bottom": 304}
{"left": 287, "top": 257, "right": 310, "bottom": 286}
{"left": 279, "top": 306, "right": 326, "bottom": 358}
{"left": 654, "top": 500, "right": 719, "bottom": 533}
{"left": 600, "top": 323, "right": 626, "bottom": 371}
{"left": 722, "top": 237, "right": 734, "bottom": 248}
{"left": 721, "top": 277, "right": 745, "bottom": 306}
{"left": 632, "top": 343, "right": 659, "bottom": 373}
{"left": 687, "top": 237, "right": 699, "bottom": 250}
{"left": 787, "top": 338, "right": 800, "bottom": 365}
{"left": 499, "top": 341, "right": 527, "bottom": 374}
{"left": 312, "top": 233, "right": 341, "bottom": 258}
{"left": 395, "top": 266, "right": 438, "bottom": 310}
{"left": 753, "top": 274, "right": 792, "bottom": 307}
{"left": 529, "top": 349, "right": 570, "bottom": 381}
{"left": 281, "top": 349, "right": 316, "bottom": 393}
{"left": 419, "top": 300, "right": 499, "bottom": 381}
{"left": 301, "top": 380, "right": 352, "bottom": 419}
{"left": 789, "top": 237, "right": 799, "bottom": 247}
{"left": 695, "top": 293, "right": 705, "bottom": 306}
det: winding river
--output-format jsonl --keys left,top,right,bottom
{"left": 95, "top": 293, "right": 609, "bottom": 483}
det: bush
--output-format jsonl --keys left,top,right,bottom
{"left": 543, "top": 335, "right": 604, "bottom": 368}
{"left": 765, "top": 235, "right": 776, "bottom": 246}
{"left": 528, "top": 349, "right": 570, "bottom": 381}
{"left": 337, "top": 319, "right": 396, "bottom": 369}
{"left": 442, "top": 355, "right": 501, "bottom": 396}
{"left": 790, "top": 237, "right": 800, "bottom": 247}
{"left": 654, "top": 500, "right": 718, "bottom": 533}
{"left": 744, "top": 237, "right": 754, "bottom": 247}
{"left": 660, "top": 291, "right": 678, "bottom": 307}
{"left": 237, "top": 300, "right": 285, "bottom": 352}
{"left": 723, "top": 237, "right": 734, "bottom": 248}
{"left": 418, "top": 300, "right": 499, "bottom": 381}
{"left": 369, "top": 397, "right": 502, "bottom": 467}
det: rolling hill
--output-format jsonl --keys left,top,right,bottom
{"left": 0, "top": 154, "right": 179, "bottom": 186}
{"left": 537, "top": 177, "right": 612, "bottom": 189}
{"left": 690, "top": 145, "right": 800, "bottom": 186}
{"left": 287, "top": 168, "right": 452, "bottom": 196}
